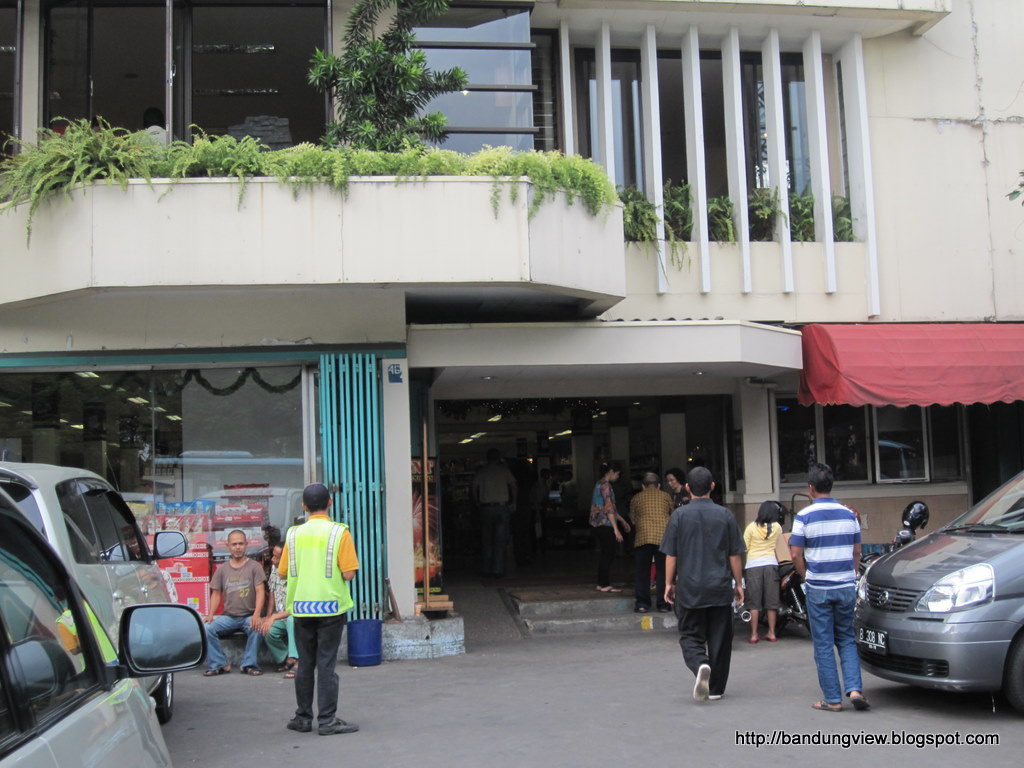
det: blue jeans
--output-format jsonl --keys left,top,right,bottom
{"left": 806, "top": 585, "right": 862, "bottom": 704}
{"left": 206, "top": 614, "right": 262, "bottom": 670}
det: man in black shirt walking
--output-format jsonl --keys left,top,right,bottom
{"left": 661, "top": 466, "right": 745, "bottom": 702}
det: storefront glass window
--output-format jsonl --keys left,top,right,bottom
{"left": 929, "top": 405, "right": 962, "bottom": 481}
{"left": 875, "top": 405, "right": 926, "bottom": 482}
{"left": 777, "top": 397, "right": 817, "bottom": 484}
{"left": 0, "top": 366, "right": 307, "bottom": 539}
{"left": 576, "top": 49, "right": 643, "bottom": 190}
{"left": 822, "top": 405, "right": 869, "bottom": 482}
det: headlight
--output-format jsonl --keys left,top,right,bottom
{"left": 856, "top": 573, "right": 868, "bottom": 602}
{"left": 916, "top": 563, "right": 995, "bottom": 613}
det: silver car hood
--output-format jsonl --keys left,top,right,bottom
{"left": 866, "top": 531, "right": 1023, "bottom": 590}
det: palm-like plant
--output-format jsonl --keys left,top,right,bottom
{"left": 308, "top": 0, "right": 468, "bottom": 151}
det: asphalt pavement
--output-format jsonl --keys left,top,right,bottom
{"left": 164, "top": 583, "right": 1021, "bottom": 768}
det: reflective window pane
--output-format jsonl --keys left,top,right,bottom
{"left": 415, "top": 6, "right": 530, "bottom": 44}
{"left": 777, "top": 397, "right": 817, "bottom": 484}
{"left": 431, "top": 131, "right": 534, "bottom": 153}
{"left": 0, "top": 1, "right": 15, "bottom": 146}
{"left": 421, "top": 48, "right": 531, "bottom": 86}
{"left": 92, "top": 5, "right": 164, "bottom": 130}
{"left": 44, "top": 1, "right": 90, "bottom": 126}
{"left": 822, "top": 405, "right": 869, "bottom": 482}
{"left": 191, "top": 6, "right": 325, "bottom": 147}
{"left": 425, "top": 90, "right": 533, "bottom": 129}
{"left": 876, "top": 405, "right": 927, "bottom": 481}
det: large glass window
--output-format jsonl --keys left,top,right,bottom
{"left": 43, "top": 0, "right": 164, "bottom": 131}
{"left": 777, "top": 397, "right": 962, "bottom": 485}
{"left": 414, "top": 4, "right": 536, "bottom": 153}
{"left": 187, "top": 2, "right": 326, "bottom": 147}
{"left": 576, "top": 49, "right": 643, "bottom": 190}
{"left": 741, "top": 52, "right": 810, "bottom": 194}
{"left": 0, "top": 0, "right": 16, "bottom": 148}
{"left": 0, "top": 366, "right": 308, "bottom": 535}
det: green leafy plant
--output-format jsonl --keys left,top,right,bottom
{"left": 0, "top": 118, "right": 159, "bottom": 242}
{"left": 662, "top": 179, "right": 693, "bottom": 242}
{"left": 832, "top": 194, "right": 855, "bottom": 242}
{"left": 1, "top": 124, "right": 619, "bottom": 242}
{"left": 789, "top": 189, "right": 815, "bottom": 242}
{"left": 619, "top": 185, "right": 658, "bottom": 243}
{"left": 748, "top": 186, "right": 784, "bottom": 241}
{"left": 707, "top": 196, "right": 736, "bottom": 242}
{"left": 307, "top": 0, "right": 468, "bottom": 151}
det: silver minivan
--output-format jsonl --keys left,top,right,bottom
{"left": 856, "top": 471, "right": 1024, "bottom": 713}
{"left": 0, "top": 484, "right": 206, "bottom": 767}
{"left": 0, "top": 463, "right": 187, "bottom": 723}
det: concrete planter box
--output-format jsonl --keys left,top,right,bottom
{"left": 0, "top": 177, "right": 625, "bottom": 311}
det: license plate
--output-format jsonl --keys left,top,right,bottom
{"left": 857, "top": 626, "right": 887, "bottom": 653}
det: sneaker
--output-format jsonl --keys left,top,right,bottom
{"left": 319, "top": 718, "right": 359, "bottom": 735}
{"left": 634, "top": 604, "right": 650, "bottom": 613}
{"left": 693, "top": 663, "right": 711, "bottom": 702}
{"left": 708, "top": 694, "right": 723, "bottom": 701}
{"left": 657, "top": 604, "right": 672, "bottom": 613}
{"left": 286, "top": 717, "right": 312, "bottom": 733}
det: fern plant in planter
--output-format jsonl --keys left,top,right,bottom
{"left": 619, "top": 185, "right": 659, "bottom": 243}
{"left": 832, "top": 194, "right": 855, "bottom": 242}
{"left": 707, "top": 195, "right": 736, "bottom": 242}
{"left": 663, "top": 179, "right": 693, "bottom": 242}
{"left": 748, "top": 187, "right": 784, "bottom": 241}
{"left": 789, "top": 189, "right": 815, "bottom": 242}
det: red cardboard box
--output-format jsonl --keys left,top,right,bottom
{"left": 159, "top": 554, "right": 211, "bottom": 581}
{"left": 173, "top": 579, "right": 210, "bottom": 617}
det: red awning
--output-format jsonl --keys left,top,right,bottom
{"left": 798, "top": 323, "right": 1024, "bottom": 407}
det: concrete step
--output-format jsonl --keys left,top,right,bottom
{"left": 523, "top": 611, "right": 677, "bottom": 635}
{"left": 514, "top": 596, "right": 633, "bottom": 618}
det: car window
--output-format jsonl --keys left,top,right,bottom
{"left": 0, "top": 479, "right": 45, "bottom": 535}
{"left": 0, "top": 514, "right": 97, "bottom": 726}
{"left": 55, "top": 481, "right": 102, "bottom": 565}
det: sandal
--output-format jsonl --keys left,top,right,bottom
{"left": 203, "top": 666, "right": 230, "bottom": 677}
{"left": 284, "top": 669, "right": 296, "bottom": 679}
{"left": 811, "top": 700, "right": 843, "bottom": 713}
{"left": 850, "top": 693, "right": 871, "bottom": 711}
{"left": 241, "top": 666, "right": 263, "bottom": 676}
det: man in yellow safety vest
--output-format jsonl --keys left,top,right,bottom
{"left": 279, "top": 483, "right": 360, "bottom": 735}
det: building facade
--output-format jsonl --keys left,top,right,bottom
{"left": 2, "top": 0, "right": 1024, "bottom": 626}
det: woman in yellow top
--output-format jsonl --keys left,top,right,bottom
{"left": 742, "top": 500, "right": 785, "bottom": 644}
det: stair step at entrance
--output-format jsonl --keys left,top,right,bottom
{"left": 523, "top": 612, "right": 677, "bottom": 635}
{"left": 514, "top": 596, "right": 633, "bottom": 618}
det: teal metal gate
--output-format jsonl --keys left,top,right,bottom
{"left": 319, "top": 353, "right": 386, "bottom": 620}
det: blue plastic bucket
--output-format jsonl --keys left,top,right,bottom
{"left": 346, "top": 618, "right": 382, "bottom": 667}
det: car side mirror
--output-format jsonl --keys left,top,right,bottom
{"left": 119, "top": 604, "right": 207, "bottom": 675}
{"left": 152, "top": 529, "right": 188, "bottom": 559}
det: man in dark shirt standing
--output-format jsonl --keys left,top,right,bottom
{"left": 661, "top": 466, "right": 745, "bottom": 702}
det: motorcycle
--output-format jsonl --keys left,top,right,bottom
{"left": 859, "top": 500, "right": 929, "bottom": 574}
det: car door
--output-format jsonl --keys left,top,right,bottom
{"left": 0, "top": 497, "right": 172, "bottom": 768}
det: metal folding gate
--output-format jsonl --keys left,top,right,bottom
{"left": 318, "top": 352, "right": 386, "bottom": 620}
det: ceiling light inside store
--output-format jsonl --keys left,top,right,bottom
{"left": 127, "top": 397, "right": 149, "bottom": 405}
{"left": 153, "top": 406, "right": 166, "bottom": 413}
{"left": 75, "top": 372, "right": 100, "bottom": 378}
{"left": 471, "top": 433, "right": 485, "bottom": 439}
{"left": 488, "top": 415, "right": 502, "bottom": 422}
{"left": 69, "top": 424, "right": 84, "bottom": 430}
{"left": 459, "top": 438, "right": 473, "bottom": 444}
{"left": 166, "top": 415, "right": 182, "bottom": 422}
{"left": 480, "top": 375, "right": 495, "bottom": 381}
{"left": 0, "top": 401, "right": 9, "bottom": 408}
{"left": 554, "top": 429, "right": 572, "bottom": 437}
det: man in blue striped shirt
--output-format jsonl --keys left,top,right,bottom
{"left": 790, "top": 463, "right": 870, "bottom": 713}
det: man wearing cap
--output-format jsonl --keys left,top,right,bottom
{"left": 279, "top": 483, "right": 360, "bottom": 735}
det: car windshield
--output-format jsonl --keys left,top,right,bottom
{"left": 945, "top": 475, "right": 1024, "bottom": 532}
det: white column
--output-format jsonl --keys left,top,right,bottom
{"left": 737, "top": 384, "right": 776, "bottom": 501}
{"left": 596, "top": 23, "right": 616, "bottom": 185}
{"left": 640, "top": 24, "right": 669, "bottom": 293}
{"left": 20, "top": 0, "right": 41, "bottom": 138}
{"left": 803, "top": 31, "right": 837, "bottom": 291}
{"left": 722, "top": 27, "right": 752, "bottom": 293}
{"left": 681, "top": 26, "right": 711, "bottom": 294}
{"left": 381, "top": 358, "right": 416, "bottom": 618}
{"left": 761, "top": 29, "right": 794, "bottom": 292}
{"left": 838, "top": 34, "right": 881, "bottom": 316}
{"left": 559, "top": 21, "right": 575, "bottom": 156}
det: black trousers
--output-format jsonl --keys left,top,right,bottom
{"left": 633, "top": 544, "right": 666, "bottom": 607}
{"left": 676, "top": 604, "right": 734, "bottom": 697}
{"left": 593, "top": 526, "right": 616, "bottom": 587}
{"left": 293, "top": 613, "right": 347, "bottom": 726}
